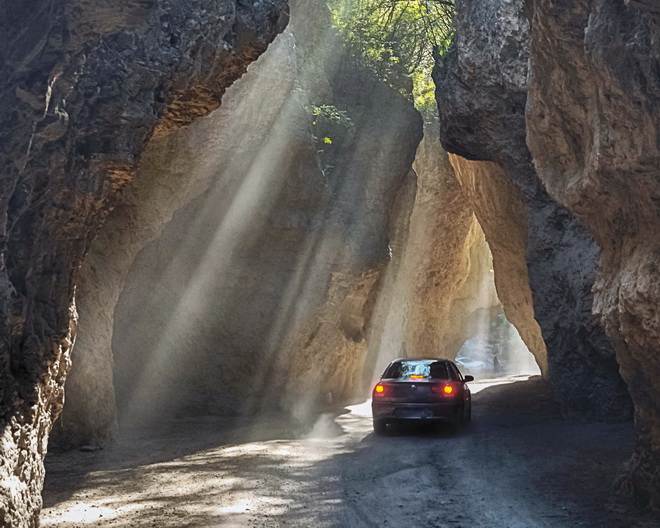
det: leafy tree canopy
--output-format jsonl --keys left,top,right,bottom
{"left": 328, "top": 0, "right": 454, "bottom": 117}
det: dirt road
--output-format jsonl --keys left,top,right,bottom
{"left": 41, "top": 377, "right": 656, "bottom": 527}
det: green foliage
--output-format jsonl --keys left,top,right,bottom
{"left": 307, "top": 104, "right": 354, "bottom": 129}
{"left": 328, "top": 0, "right": 454, "bottom": 116}
{"left": 411, "top": 68, "right": 439, "bottom": 119}
{"left": 305, "top": 104, "right": 354, "bottom": 152}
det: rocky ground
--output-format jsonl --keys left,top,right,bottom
{"left": 41, "top": 377, "right": 656, "bottom": 527}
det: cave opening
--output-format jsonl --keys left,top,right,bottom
{"left": 50, "top": 0, "right": 627, "bottom": 490}
{"left": 456, "top": 312, "right": 541, "bottom": 379}
{"left": 51, "top": 0, "right": 555, "bottom": 451}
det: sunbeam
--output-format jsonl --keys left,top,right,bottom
{"left": 112, "top": 0, "right": 423, "bottom": 431}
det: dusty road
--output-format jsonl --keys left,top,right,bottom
{"left": 41, "top": 377, "right": 656, "bottom": 527}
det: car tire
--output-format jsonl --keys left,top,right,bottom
{"left": 373, "top": 419, "right": 387, "bottom": 435}
{"left": 458, "top": 404, "right": 471, "bottom": 425}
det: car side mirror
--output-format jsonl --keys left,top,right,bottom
{"left": 464, "top": 375, "right": 474, "bottom": 382}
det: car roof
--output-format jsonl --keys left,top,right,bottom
{"left": 390, "top": 358, "right": 453, "bottom": 363}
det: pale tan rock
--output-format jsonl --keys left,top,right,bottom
{"left": 405, "top": 129, "right": 496, "bottom": 358}
{"left": 55, "top": 29, "right": 299, "bottom": 447}
{"left": 365, "top": 127, "right": 509, "bottom": 385}
{"left": 100, "top": 4, "right": 424, "bottom": 427}
{"left": 448, "top": 154, "right": 548, "bottom": 376}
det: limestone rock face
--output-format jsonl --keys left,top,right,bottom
{"left": 99, "top": 4, "right": 423, "bottom": 427}
{"left": 269, "top": 66, "right": 422, "bottom": 416}
{"left": 448, "top": 155, "right": 547, "bottom": 375}
{"left": 365, "top": 125, "right": 501, "bottom": 379}
{"left": 53, "top": 24, "right": 299, "bottom": 450}
{"left": 434, "top": 0, "right": 631, "bottom": 420}
{"left": 526, "top": 0, "right": 660, "bottom": 507}
{"left": 0, "top": 0, "right": 287, "bottom": 523}
{"left": 408, "top": 127, "right": 500, "bottom": 359}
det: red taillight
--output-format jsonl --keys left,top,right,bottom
{"left": 374, "top": 383, "right": 391, "bottom": 397}
{"left": 431, "top": 383, "right": 459, "bottom": 396}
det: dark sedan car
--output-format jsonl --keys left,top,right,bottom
{"left": 371, "top": 358, "right": 473, "bottom": 435}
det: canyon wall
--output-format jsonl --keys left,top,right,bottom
{"left": 526, "top": 0, "right": 660, "bottom": 508}
{"left": 406, "top": 127, "right": 500, "bottom": 359}
{"left": 79, "top": 3, "right": 422, "bottom": 430}
{"left": 364, "top": 124, "right": 504, "bottom": 387}
{"left": 0, "top": 0, "right": 287, "bottom": 524}
{"left": 448, "top": 155, "right": 547, "bottom": 375}
{"left": 434, "top": 0, "right": 631, "bottom": 421}
{"left": 53, "top": 23, "right": 300, "bottom": 450}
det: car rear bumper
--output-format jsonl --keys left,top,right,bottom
{"left": 372, "top": 401, "right": 464, "bottom": 423}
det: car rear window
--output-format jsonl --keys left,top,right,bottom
{"left": 384, "top": 360, "right": 450, "bottom": 380}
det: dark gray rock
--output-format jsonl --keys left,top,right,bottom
{"left": 527, "top": 0, "right": 660, "bottom": 509}
{"left": 0, "top": 0, "right": 287, "bottom": 524}
{"left": 433, "top": 0, "right": 632, "bottom": 421}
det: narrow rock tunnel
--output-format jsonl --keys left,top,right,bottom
{"left": 1, "top": 0, "right": 660, "bottom": 526}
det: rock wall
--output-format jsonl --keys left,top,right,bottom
{"left": 104, "top": 4, "right": 422, "bottom": 427}
{"left": 408, "top": 127, "right": 501, "bottom": 358}
{"left": 448, "top": 155, "right": 548, "bottom": 375}
{"left": 364, "top": 124, "right": 503, "bottom": 385}
{"left": 270, "top": 65, "right": 423, "bottom": 418}
{"left": 526, "top": 0, "right": 660, "bottom": 508}
{"left": 0, "top": 0, "right": 287, "bottom": 523}
{"left": 53, "top": 25, "right": 299, "bottom": 449}
{"left": 433, "top": 0, "right": 631, "bottom": 421}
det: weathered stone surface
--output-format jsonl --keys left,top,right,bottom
{"left": 448, "top": 154, "right": 548, "bottom": 375}
{"left": 365, "top": 125, "right": 502, "bottom": 382}
{"left": 100, "top": 3, "right": 423, "bottom": 427}
{"left": 110, "top": 30, "right": 322, "bottom": 423}
{"left": 526, "top": 0, "right": 660, "bottom": 508}
{"left": 271, "top": 66, "right": 422, "bottom": 418}
{"left": 408, "top": 127, "right": 501, "bottom": 358}
{"left": 434, "top": 0, "right": 631, "bottom": 420}
{"left": 0, "top": 0, "right": 287, "bottom": 523}
{"left": 53, "top": 24, "right": 298, "bottom": 450}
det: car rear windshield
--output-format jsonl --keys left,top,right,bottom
{"left": 384, "top": 360, "right": 450, "bottom": 380}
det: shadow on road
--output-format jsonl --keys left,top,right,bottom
{"left": 41, "top": 377, "right": 656, "bottom": 527}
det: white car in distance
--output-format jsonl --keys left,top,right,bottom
{"left": 455, "top": 357, "right": 488, "bottom": 374}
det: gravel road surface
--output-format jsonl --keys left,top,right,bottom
{"left": 41, "top": 376, "right": 656, "bottom": 527}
